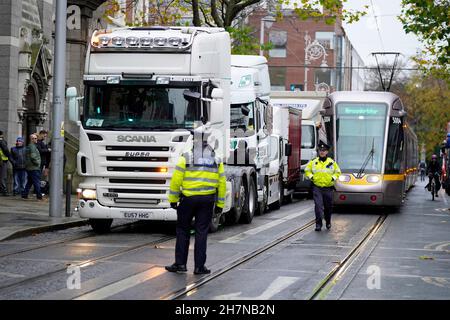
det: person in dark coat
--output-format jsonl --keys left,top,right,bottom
{"left": 22, "top": 134, "right": 42, "bottom": 200}
{"left": 36, "top": 129, "right": 51, "bottom": 172}
{"left": 10, "top": 137, "right": 27, "bottom": 196}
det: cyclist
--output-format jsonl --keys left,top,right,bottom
{"left": 425, "top": 154, "right": 441, "bottom": 197}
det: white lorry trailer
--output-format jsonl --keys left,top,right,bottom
{"left": 270, "top": 91, "right": 327, "bottom": 193}
{"left": 229, "top": 55, "right": 281, "bottom": 215}
{"left": 67, "top": 27, "right": 258, "bottom": 232}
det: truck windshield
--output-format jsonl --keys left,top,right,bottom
{"left": 230, "top": 103, "right": 255, "bottom": 136}
{"left": 336, "top": 103, "right": 387, "bottom": 173}
{"left": 301, "top": 125, "right": 315, "bottom": 149}
{"left": 82, "top": 85, "right": 203, "bottom": 130}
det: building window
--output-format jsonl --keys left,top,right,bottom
{"left": 269, "top": 30, "right": 287, "bottom": 58}
{"left": 315, "top": 69, "right": 332, "bottom": 87}
{"left": 315, "top": 31, "right": 334, "bottom": 50}
{"left": 269, "top": 67, "right": 286, "bottom": 90}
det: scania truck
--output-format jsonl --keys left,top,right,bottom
{"left": 67, "top": 27, "right": 258, "bottom": 232}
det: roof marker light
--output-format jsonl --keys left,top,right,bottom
{"left": 112, "top": 36, "right": 124, "bottom": 46}
{"left": 99, "top": 36, "right": 110, "bottom": 46}
{"left": 140, "top": 37, "right": 152, "bottom": 46}
{"left": 154, "top": 37, "right": 167, "bottom": 46}
{"left": 168, "top": 37, "right": 182, "bottom": 46}
{"left": 126, "top": 36, "right": 139, "bottom": 46}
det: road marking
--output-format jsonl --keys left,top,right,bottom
{"left": 424, "top": 241, "right": 450, "bottom": 252}
{"left": 422, "top": 276, "right": 450, "bottom": 288}
{"left": 220, "top": 206, "right": 313, "bottom": 244}
{"left": 0, "top": 271, "right": 25, "bottom": 278}
{"left": 74, "top": 267, "right": 165, "bottom": 300}
{"left": 213, "top": 276, "right": 298, "bottom": 299}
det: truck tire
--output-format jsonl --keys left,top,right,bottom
{"left": 209, "top": 208, "right": 221, "bottom": 233}
{"left": 89, "top": 219, "right": 113, "bottom": 234}
{"left": 225, "top": 179, "right": 245, "bottom": 225}
{"left": 240, "top": 178, "right": 256, "bottom": 224}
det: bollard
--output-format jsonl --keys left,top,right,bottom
{"left": 65, "top": 174, "right": 72, "bottom": 217}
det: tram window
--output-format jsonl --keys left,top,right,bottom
{"left": 385, "top": 117, "right": 404, "bottom": 174}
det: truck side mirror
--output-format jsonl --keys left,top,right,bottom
{"left": 241, "top": 104, "right": 250, "bottom": 116}
{"left": 285, "top": 143, "right": 292, "bottom": 157}
{"left": 67, "top": 87, "right": 80, "bottom": 122}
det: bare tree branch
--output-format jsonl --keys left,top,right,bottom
{"left": 211, "top": 0, "right": 224, "bottom": 27}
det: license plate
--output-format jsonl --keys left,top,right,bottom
{"left": 122, "top": 211, "right": 153, "bottom": 219}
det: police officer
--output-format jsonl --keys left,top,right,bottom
{"left": 165, "top": 128, "right": 226, "bottom": 275}
{"left": 305, "top": 141, "right": 341, "bottom": 231}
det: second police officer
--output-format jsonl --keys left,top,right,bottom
{"left": 305, "top": 141, "right": 341, "bottom": 231}
{"left": 166, "top": 127, "right": 226, "bottom": 275}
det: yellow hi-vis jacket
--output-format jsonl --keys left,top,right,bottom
{"left": 305, "top": 157, "right": 341, "bottom": 188}
{"left": 168, "top": 151, "right": 226, "bottom": 208}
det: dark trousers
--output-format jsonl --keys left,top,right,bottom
{"left": 22, "top": 170, "right": 42, "bottom": 199}
{"left": 13, "top": 169, "right": 27, "bottom": 194}
{"left": 312, "top": 185, "right": 333, "bottom": 226}
{"left": 428, "top": 173, "right": 441, "bottom": 191}
{"left": 175, "top": 194, "right": 214, "bottom": 268}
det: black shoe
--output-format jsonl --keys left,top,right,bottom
{"left": 315, "top": 225, "right": 322, "bottom": 231}
{"left": 326, "top": 223, "right": 331, "bottom": 230}
{"left": 165, "top": 263, "right": 187, "bottom": 273}
{"left": 436, "top": 193, "right": 439, "bottom": 197}
{"left": 194, "top": 266, "right": 211, "bottom": 275}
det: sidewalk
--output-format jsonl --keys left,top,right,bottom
{"left": 0, "top": 195, "right": 88, "bottom": 241}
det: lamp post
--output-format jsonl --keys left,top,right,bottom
{"left": 304, "top": 32, "right": 328, "bottom": 91}
{"left": 260, "top": 15, "right": 276, "bottom": 56}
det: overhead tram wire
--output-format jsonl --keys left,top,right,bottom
{"left": 370, "top": 0, "right": 385, "bottom": 52}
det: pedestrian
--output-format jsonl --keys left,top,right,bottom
{"left": 0, "top": 130, "right": 14, "bottom": 196}
{"left": 10, "top": 137, "right": 27, "bottom": 196}
{"left": 36, "top": 129, "right": 51, "bottom": 173}
{"left": 305, "top": 141, "right": 341, "bottom": 231}
{"left": 22, "top": 133, "right": 43, "bottom": 201}
{"left": 165, "top": 128, "right": 226, "bottom": 275}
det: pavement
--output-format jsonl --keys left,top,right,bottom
{"left": 0, "top": 194, "right": 87, "bottom": 242}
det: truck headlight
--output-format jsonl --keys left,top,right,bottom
{"left": 81, "top": 189, "right": 97, "bottom": 200}
{"left": 239, "top": 75, "right": 252, "bottom": 87}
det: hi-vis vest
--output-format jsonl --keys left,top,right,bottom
{"left": 305, "top": 157, "right": 341, "bottom": 188}
{"left": 0, "top": 149, "right": 8, "bottom": 161}
{"left": 168, "top": 149, "right": 226, "bottom": 208}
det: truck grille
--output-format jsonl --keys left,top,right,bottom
{"left": 106, "top": 146, "right": 169, "bottom": 151}
{"left": 106, "top": 156, "right": 168, "bottom": 162}
{"left": 107, "top": 167, "right": 165, "bottom": 172}
{"left": 109, "top": 179, "right": 166, "bottom": 184}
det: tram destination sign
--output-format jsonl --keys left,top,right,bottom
{"left": 341, "top": 106, "right": 383, "bottom": 116}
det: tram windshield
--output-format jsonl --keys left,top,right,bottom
{"left": 336, "top": 103, "right": 387, "bottom": 173}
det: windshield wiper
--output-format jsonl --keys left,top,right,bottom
{"left": 356, "top": 138, "right": 375, "bottom": 178}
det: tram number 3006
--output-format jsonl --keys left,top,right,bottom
{"left": 392, "top": 117, "right": 401, "bottom": 124}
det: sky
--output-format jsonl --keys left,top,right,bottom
{"left": 342, "top": 0, "right": 424, "bottom": 67}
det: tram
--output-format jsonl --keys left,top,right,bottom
{"left": 321, "top": 91, "right": 418, "bottom": 207}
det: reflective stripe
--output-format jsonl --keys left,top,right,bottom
{"left": 312, "top": 169, "right": 333, "bottom": 173}
{"left": 219, "top": 173, "right": 225, "bottom": 177}
{"left": 169, "top": 190, "right": 180, "bottom": 195}
{"left": 175, "top": 166, "right": 185, "bottom": 172}
{"left": 217, "top": 197, "right": 225, "bottom": 201}
{"left": 184, "top": 177, "right": 218, "bottom": 183}
{"left": 183, "top": 186, "right": 216, "bottom": 192}
{"left": 186, "top": 166, "right": 218, "bottom": 173}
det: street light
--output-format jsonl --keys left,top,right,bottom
{"left": 260, "top": 15, "right": 276, "bottom": 56}
{"left": 304, "top": 32, "right": 328, "bottom": 91}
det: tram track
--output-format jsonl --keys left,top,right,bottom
{"left": 308, "top": 214, "right": 387, "bottom": 300}
{"left": 0, "top": 232, "right": 176, "bottom": 294}
{"left": 161, "top": 218, "right": 317, "bottom": 300}
{"left": 0, "top": 221, "right": 141, "bottom": 259}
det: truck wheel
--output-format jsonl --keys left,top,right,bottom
{"left": 225, "top": 180, "right": 245, "bottom": 225}
{"left": 89, "top": 219, "right": 113, "bottom": 234}
{"left": 256, "top": 183, "right": 268, "bottom": 215}
{"left": 240, "top": 179, "right": 256, "bottom": 224}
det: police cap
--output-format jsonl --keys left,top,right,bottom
{"left": 318, "top": 141, "right": 330, "bottom": 151}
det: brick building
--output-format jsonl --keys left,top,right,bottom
{"left": 247, "top": 9, "right": 365, "bottom": 92}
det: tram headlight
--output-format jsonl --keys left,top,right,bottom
{"left": 338, "top": 175, "right": 351, "bottom": 182}
{"left": 366, "top": 175, "right": 380, "bottom": 183}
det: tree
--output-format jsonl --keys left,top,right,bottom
{"left": 403, "top": 74, "right": 450, "bottom": 157}
{"left": 399, "top": 0, "right": 450, "bottom": 82}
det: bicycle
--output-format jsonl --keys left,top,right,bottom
{"left": 428, "top": 172, "right": 439, "bottom": 200}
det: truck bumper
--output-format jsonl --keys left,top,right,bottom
{"left": 78, "top": 200, "right": 177, "bottom": 221}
